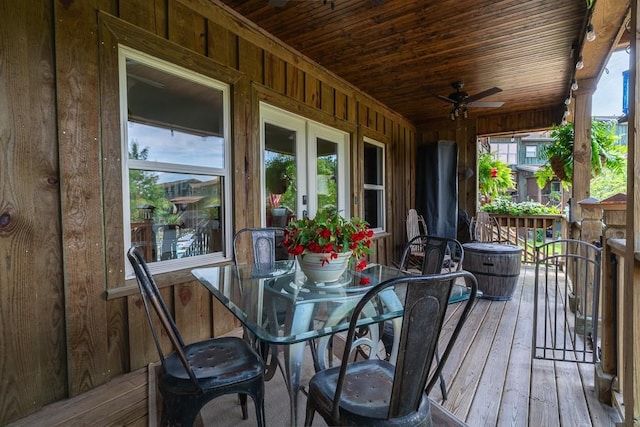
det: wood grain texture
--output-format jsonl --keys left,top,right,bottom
{"left": 54, "top": 0, "right": 113, "bottom": 398}
{"left": 0, "top": 0, "right": 66, "bottom": 423}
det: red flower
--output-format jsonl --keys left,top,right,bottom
{"left": 289, "top": 244, "right": 305, "bottom": 255}
{"left": 356, "top": 260, "right": 367, "bottom": 271}
{"left": 359, "top": 277, "right": 371, "bottom": 285}
{"left": 320, "top": 228, "right": 331, "bottom": 239}
{"left": 351, "top": 231, "right": 366, "bottom": 242}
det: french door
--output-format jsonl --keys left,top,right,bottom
{"left": 260, "top": 103, "right": 350, "bottom": 226}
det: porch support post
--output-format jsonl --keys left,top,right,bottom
{"left": 571, "top": 78, "right": 597, "bottom": 225}
{"left": 625, "top": 0, "right": 640, "bottom": 424}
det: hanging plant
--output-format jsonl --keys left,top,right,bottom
{"left": 478, "top": 153, "right": 515, "bottom": 200}
{"left": 535, "top": 120, "right": 625, "bottom": 189}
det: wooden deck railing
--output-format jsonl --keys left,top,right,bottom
{"left": 488, "top": 214, "right": 564, "bottom": 264}
{"left": 601, "top": 238, "right": 631, "bottom": 415}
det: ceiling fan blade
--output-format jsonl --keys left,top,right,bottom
{"left": 467, "top": 101, "right": 505, "bottom": 108}
{"left": 434, "top": 94, "right": 456, "bottom": 104}
{"left": 467, "top": 87, "right": 502, "bottom": 102}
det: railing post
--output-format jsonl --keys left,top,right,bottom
{"left": 597, "top": 194, "right": 627, "bottom": 403}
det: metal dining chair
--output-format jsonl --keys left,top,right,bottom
{"left": 127, "top": 247, "right": 266, "bottom": 427}
{"left": 389, "top": 234, "right": 468, "bottom": 399}
{"left": 232, "top": 227, "right": 293, "bottom": 379}
{"left": 304, "top": 271, "right": 478, "bottom": 427}
{"left": 232, "top": 227, "right": 289, "bottom": 272}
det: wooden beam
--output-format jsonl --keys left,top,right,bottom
{"left": 624, "top": 1, "right": 640, "bottom": 424}
{"left": 475, "top": 107, "right": 565, "bottom": 135}
{"left": 572, "top": 78, "right": 597, "bottom": 222}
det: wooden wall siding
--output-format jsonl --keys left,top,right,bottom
{"left": 2, "top": 0, "right": 418, "bottom": 423}
{"left": 55, "top": 0, "right": 113, "bottom": 398}
{"left": 0, "top": 0, "right": 66, "bottom": 420}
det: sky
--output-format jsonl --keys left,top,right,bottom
{"left": 592, "top": 49, "right": 630, "bottom": 117}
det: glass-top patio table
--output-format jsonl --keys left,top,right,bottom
{"left": 192, "top": 260, "right": 407, "bottom": 426}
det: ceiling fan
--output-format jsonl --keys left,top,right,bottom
{"left": 435, "top": 82, "right": 504, "bottom": 120}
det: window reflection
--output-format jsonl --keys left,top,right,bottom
{"left": 129, "top": 171, "right": 224, "bottom": 262}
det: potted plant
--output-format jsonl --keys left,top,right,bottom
{"left": 283, "top": 207, "right": 373, "bottom": 283}
{"left": 477, "top": 153, "right": 515, "bottom": 201}
{"left": 535, "top": 120, "right": 625, "bottom": 189}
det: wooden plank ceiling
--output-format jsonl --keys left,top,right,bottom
{"left": 218, "top": 0, "right": 629, "bottom": 131}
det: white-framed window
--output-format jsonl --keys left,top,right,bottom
{"left": 119, "top": 46, "right": 232, "bottom": 278}
{"left": 525, "top": 145, "right": 537, "bottom": 158}
{"left": 363, "top": 137, "right": 385, "bottom": 232}
{"left": 260, "top": 103, "right": 350, "bottom": 223}
{"left": 490, "top": 142, "right": 517, "bottom": 165}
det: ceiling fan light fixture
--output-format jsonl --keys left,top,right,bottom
{"left": 586, "top": 24, "right": 596, "bottom": 42}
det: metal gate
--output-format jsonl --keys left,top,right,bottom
{"left": 532, "top": 239, "right": 601, "bottom": 363}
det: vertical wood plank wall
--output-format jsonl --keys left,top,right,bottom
{"left": 0, "top": 0, "right": 452, "bottom": 423}
{"left": 0, "top": 0, "right": 66, "bottom": 421}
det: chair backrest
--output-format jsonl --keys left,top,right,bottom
{"left": 232, "top": 227, "right": 289, "bottom": 269}
{"left": 406, "top": 209, "right": 428, "bottom": 254}
{"left": 470, "top": 211, "right": 503, "bottom": 243}
{"left": 127, "top": 247, "right": 202, "bottom": 390}
{"left": 332, "top": 271, "right": 478, "bottom": 420}
{"left": 398, "top": 234, "right": 464, "bottom": 274}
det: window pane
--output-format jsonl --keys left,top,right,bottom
{"left": 129, "top": 170, "right": 224, "bottom": 263}
{"left": 364, "top": 143, "right": 383, "bottom": 185}
{"left": 128, "top": 122, "right": 224, "bottom": 168}
{"left": 316, "top": 137, "right": 338, "bottom": 210}
{"left": 265, "top": 123, "right": 297, "bottom": 224}
{"left": 363, "top": 141, "right": 384, "bottom": 231}
{"left": 364, "top": 189, "right": 382, "bottom": 229}
{"left": 525, "top": 145, "right": 537, "bottom": 158}
{"left": 127, "top": 60, "right": 225, "bottom": 168}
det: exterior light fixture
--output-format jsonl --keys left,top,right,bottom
{"left": 571, "top": 79, "right": 578, "bottom": 91}
{"left": 575, "top": 57, "right": 584, "bottom": 70}
{"left": 586, "top": 24, "right": 596, "bottom": 42}
{"left": 565, "top": 97, "right": 572, "bottom": 105}
{"left": 449, "top": 105, "right": 469, "bottom": 121}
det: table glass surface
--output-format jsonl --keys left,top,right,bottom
{"left": 192, "top": 261, "right": 406, "bottom": 344}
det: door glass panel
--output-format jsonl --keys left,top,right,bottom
{"left": 316, "top": 137, "right": 338, "bottom": 211}
{"left": 264, "top": 123, "right": 296, "bottom": 227}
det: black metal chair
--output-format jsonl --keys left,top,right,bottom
{"left": 232, "top": 227, "right": 289, "bottom": 271}
{"left": 389, "top": 235, "right": 471, "bottom": 399}
{"left": 232, "top": 227, "right": 292, "bottom": 380}
{"left": 304, "top": 271, "right": 478, "bottom": 427}
{"left": 127, "top": 247, "right": 266, "bottom": 427}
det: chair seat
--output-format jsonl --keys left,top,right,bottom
{"left": 161, "top": 336, "right": 264, "bottom": 392}
{"left": 308, "top": 360, "right": 432, "bottom": 426}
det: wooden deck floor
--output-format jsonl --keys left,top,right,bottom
{"left": 12, "top": 265, "right": 623, "bottom": 426}
{"left": 202, "top": 264, "right": 622, "bottom": 426}
{"left": 433, "top": 264, "right": 621, "bottom": 426}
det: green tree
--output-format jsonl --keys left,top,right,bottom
{"left": 478, "top": 153, "right": 515, "bottom": 199}
{"left": 590, "top": 154, "right": 627, "bottom": 200}
{"left": 128, "top": 140, "right": 171, "bottom": 221}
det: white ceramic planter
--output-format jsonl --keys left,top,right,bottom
{"left": 298, "top": 251, "right": 352, "bottom": 283}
